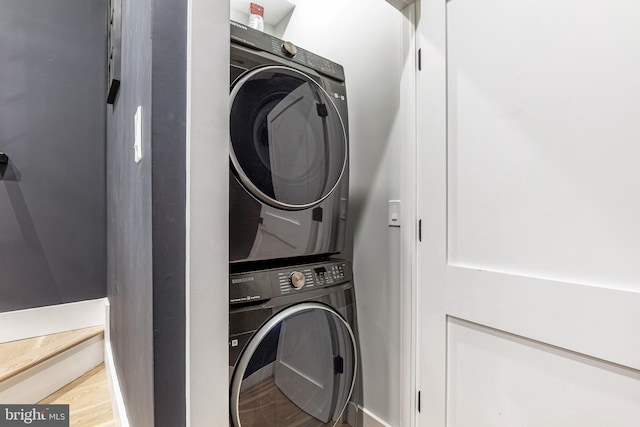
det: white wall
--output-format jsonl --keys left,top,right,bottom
{"left": 187, "top": 0, "right": 229, "bottom": 424}
{"left": 282, "top": 3, "right": 409, "bottom": 425}
{"left": 229, "top": 8, "right": 277, "bottom": 36}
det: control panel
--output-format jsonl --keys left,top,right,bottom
{"left": 230, "top": 20, "right": 345, "bottom": 82}
{"left": 229, "top": 259, "right": 352, "bottom": 304}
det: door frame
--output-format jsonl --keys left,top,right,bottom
{"left": 412, "top": 0, "right": 449, "bottom": 423}
{"left": 398, "top": 3, "right": 420, "bottom": 427}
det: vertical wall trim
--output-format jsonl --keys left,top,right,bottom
{"left": 185, "top": 0, "right": 193, "bottom": 417}
{"left": 151, "top": 0, "right": 188, "bottom": 425}
{"left": 415, "top": 0, "right": 449, "bottom": 423}
{"left": 105, "top": 344, "right": 131, "bottom": 427}
{"left": 185, "top": 0, "right": 230, "bottom": 425}
{"left": 104, "top": 300, "right": 131, "bottom": 427}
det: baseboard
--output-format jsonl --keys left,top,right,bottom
{"left": 0, "top": 335, "right": 104, "bottom": 404}
{"left": 104, "top": 300, "right": 130, "bottom": 427}
{"left": 0, "top": 298, "right": 107, "bottom": 344}
{"left": 359, "top": 405, "right": 392, "bottom": 427}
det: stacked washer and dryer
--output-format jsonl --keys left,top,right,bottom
{"left": 228, "top": 22, "right": 360, "bottom": 427}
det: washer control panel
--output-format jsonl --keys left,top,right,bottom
{"left": 230, "top": 259, "right": 352, "bottom": 304}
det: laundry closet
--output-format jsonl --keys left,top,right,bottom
{"left": 225, "top": 0, "right": 415, "bottom": 426}
{"left": 221, "top": 0, "right": 640, "bottom": 426}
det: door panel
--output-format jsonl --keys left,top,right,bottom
{"left": 447, "top": 318, "right": 640, "bottom": 427}
{"left": 447, "top": 268, "right": 640, "bottom": 370}
{"left": 417, "top": 0, "right": 640, "bottom": 425}
{"left": 447, "top": 0, "right": 640, "bottom": 292}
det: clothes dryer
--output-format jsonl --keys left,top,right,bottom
{"left": 230, "top": 22, "right": 349, "bottom": 264}
{"left": 229, "top": 259, "right": 359, "bottom": 427}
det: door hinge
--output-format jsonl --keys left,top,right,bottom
{"left": 418, "top": 48, "right": 422, "bottom": 71}
{"left": 418, "top": 219, "right": 422, "bottom": 242}
{"left": 418, "top": 390, "right": 421, "bottom": 412}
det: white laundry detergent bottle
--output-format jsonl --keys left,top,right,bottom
{"left": 248, "top": 3, "right": 264, "bottom": 32}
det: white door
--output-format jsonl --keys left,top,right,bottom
{"left": 417, "top": 0, "right": 640, "bottom": 426}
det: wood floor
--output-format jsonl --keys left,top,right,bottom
{"left": 0, "top": 326, "right": 103, "bottom": 382}
{"left": 0, "top": 326, "right": 113, "bottom": 426}
{"left": 39, "top": 363, "right": 114, "bottom": 427}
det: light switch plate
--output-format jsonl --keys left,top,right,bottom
{"left": 389, "top": 200, "right": 401, "bottom": 227}
{"left": 134, "top": 106, "right": 142, "bottom": 163}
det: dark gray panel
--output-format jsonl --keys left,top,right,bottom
{"left": 108, "top": 0, "right": 189, "bottom": 425}
{"left": 151, "top": 0, "right": 187, "bottom": 425}
{"left": 106, "top": 0, "right": 154, "bottom": 424}
{"left": 0, "top": 0, "right": 107, "bottom": 311}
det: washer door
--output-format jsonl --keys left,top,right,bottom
{"left": 230, "top": 303, "right": 357, "bottom": 427}
{"left": 230, "top": 66, "right": 347, "bottom": 210}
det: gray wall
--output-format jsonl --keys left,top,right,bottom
{"left": 107, "top": 0, "right": 187, "bottom": 425}
{"left": 0, "top": 0, "right": 107, "bottom": 312}
{"left": 106, "top": 0, "right": 154, "bottom": 424}
{"left": 282, "top": 2, "right": 406, "bottom": 424}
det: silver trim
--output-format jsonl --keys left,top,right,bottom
{"left": 229, "top": 66, "right": 348, "bottom": 211}
{"left": 230, "top": 302, "right": 358, "bottom": 427}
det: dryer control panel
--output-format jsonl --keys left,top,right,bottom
{"left": 230, "top": 20, "right": 345, "bottom": 82}
{"left": 229, "top": 259, "right": 352, "bottom": 305}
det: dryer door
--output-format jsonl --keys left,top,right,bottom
{"left": 230, "top": 303, "right": 357, "bottom": 427}
{"left": 230, "top": 66, "right": 347, "bottom": 210}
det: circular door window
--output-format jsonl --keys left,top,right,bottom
{"left": 230, "top": 66, "right": 347, "bottom": 210}
{"left": 230, "top": 303, "right": 357, "bottom": 427}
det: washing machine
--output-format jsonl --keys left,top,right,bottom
{"left": 229, "top": 21, "right": 350, "bottom": 264}
{"left": 229, "top": 259, "right": 359, "bottom": 427}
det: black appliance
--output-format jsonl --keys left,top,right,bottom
{"left": 229, "top": 259, "right": 359, "bottom": 427}
{"left": 230, "top": 21, "right": 350, "bottom": 264}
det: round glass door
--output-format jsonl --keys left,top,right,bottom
{"left": 230, "top": 66, "right": 347, "bottom": 210}
{"left": 230, "top": 303, "right": 357, "bottom": 427}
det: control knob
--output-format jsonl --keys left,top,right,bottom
{"left": 289, "top": 271, "right": 305, "bottom": 289}
{"left": 282, "top": 41, "right": 298, "bottom": 58}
